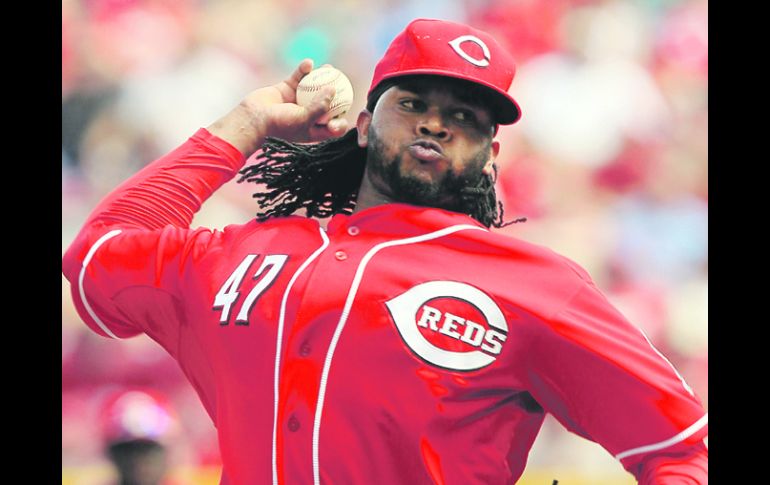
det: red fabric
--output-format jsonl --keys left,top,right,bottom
{"left": 368, "top": 19, "right": 521, "bottom": 124}
{"left": 634, "top": 446, "right": 708, "bottom": 484}
{"left": 62, "top": 129, "right": 707, "bottom": 484}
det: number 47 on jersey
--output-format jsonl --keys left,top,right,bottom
{"left": 212, "top": 254, "right": 289, "bottom": 325}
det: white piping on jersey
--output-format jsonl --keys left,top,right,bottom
{"left": 635, "top": 324, "right": 695, "bottom": 397}
{"left": 272, "top": 228, "right": 330, "bottom": 485}
{"left": 312, "top": 224, "right": 486, "bottom": 485}
{"left": 615, "top": 413, "right": 708, "bottom": 461}
{"left": 77, "top": 229, "right": 123, "bottom": 339}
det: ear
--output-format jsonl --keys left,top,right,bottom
{"left": 483, "top": 140, "right": 500, "bottom": 176}
{"left": 356, "top": 110, "right": 372, "bottom": 148}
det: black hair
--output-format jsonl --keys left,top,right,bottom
{"left": 237, "top": 75, "right": 526, "bottom": 228}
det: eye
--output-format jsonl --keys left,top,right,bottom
{"left": 400, "top": 98, "right": 426, "bottom": 111}
{"left": 452, "top": 109, "right": 477, "bottom": 125}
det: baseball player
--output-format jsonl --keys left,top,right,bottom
{"left": 63, "top": 18, "right": 708, "bottom": 484}
{"left": 100, "top": 388, "right": 179, "bottom": 485}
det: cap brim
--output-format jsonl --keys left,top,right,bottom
{"left": 374, "top": 69, "right": 521, "bottom": 125}
{"left": 486, "top": 90, "right": 521, "bottom": 125}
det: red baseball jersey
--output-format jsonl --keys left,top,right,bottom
{"left": 62, "top": 129, "right": 708, "bottom": 484}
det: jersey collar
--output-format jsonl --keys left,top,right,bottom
{"left": 326, "top": 202, "right": 486, "bottom": 235}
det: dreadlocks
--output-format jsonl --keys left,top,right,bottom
{"left": 236, "top": 76, "right": 526, "bottom": 229}
{"left": 237, "top": 129, "right": 365, "bottom": 220}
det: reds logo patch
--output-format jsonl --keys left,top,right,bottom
{"left": 385, "top": 281, "right": 507, "bottom": 371}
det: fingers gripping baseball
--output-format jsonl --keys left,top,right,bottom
{"left": 292, "top": 61, "right": 351, "bottom": 140}
{"left": 252, "top": 59, "right": 350, "bottom": 142}
{"left": 304, "top": 86, "right": 349, "bottom": 140}
{"left": 276, "top": 58, "right": 315, "bottom": 102}
{"left": 207, "top": 59, "right": 350, "bottom": 154}
{"left": 262, "top": 83, "right": 347, "bottom": 142}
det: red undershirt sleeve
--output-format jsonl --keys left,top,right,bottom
{"left": 61, "top": 129, "right": 246, "bottom": 351}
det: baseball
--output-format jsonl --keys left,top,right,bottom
{"left": 296, "top": 66, "right": 354, "bottom": 120}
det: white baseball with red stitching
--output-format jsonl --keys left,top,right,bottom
{"left": 296, "top": 66, "right": 354, "bottom": 120}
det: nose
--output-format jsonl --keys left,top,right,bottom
{"left": 416, "top": 112, "right": 450, "bottom": 140}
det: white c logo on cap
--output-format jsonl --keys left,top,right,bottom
{"left": 448, "top": 35, "right": 491, "bottom": 67}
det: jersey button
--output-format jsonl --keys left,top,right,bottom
{"left": 299, "top": 342, "right": 312, "bottom": 356}
{"left": 288, "top": 415, "right": 300, "bottom": 432}
{"left": 334, "top": 250, "right": 347, "bottom": 261}
{"left": 347, "top": 226, "right": 360, "bottom": 236}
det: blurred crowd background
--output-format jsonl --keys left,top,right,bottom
{"left": 62, "top": 0, "right": 707, "bottom": 483}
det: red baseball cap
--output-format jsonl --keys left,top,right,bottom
{"left": 100, "top": 388, "right": 177, "bottom": 445}
{"left": 368, "top": 18, "right": 522, "bottom": 125}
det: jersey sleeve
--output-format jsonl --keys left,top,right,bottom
{"left": 524, "top": 267, "right": 708, "bottom": 483}
{"left": 61, "top": 128, "right": 246, "bottom": 354}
